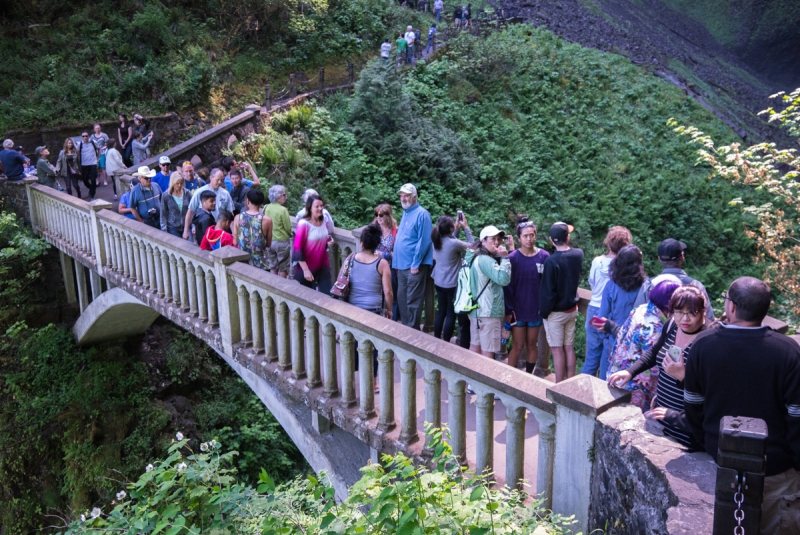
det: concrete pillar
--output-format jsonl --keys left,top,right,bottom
{"left": 423, "top": 368, "right": 442, "bottom": 453}
{"left": 75, "top": 259, "right": 89, "bottom": 313}
{"left": 276, "top": 301, "right": 291, "bottom": 370}
{"left": 357, "top": 339, "right": 376, "bottom": 420}
{"left": 475, "top": 393, "right": 495, "bottom": 477}
{"left": 60, "top": 251, "right": 77, "bottom": 305}
{"left": 322, "top": 322, "right": 339, "bottom": 399}
{"left": 263, "top": 297, "right": 277, "bottom": 361}
{"left": 546, "top": 375, "right": 630, "bottom": 535}
{"left": 448, "top": 379, "right": 467, "bottom": 462}
{"left": 377, "top": 349, "right": 395, "bottom": 432}
{"left": 340, "top": 332, "right": 356, "bottom": 407}
{"left": 194, "top": 265, "right": 205, "bottom": 320}
{"left": 305, "top": 316, "right": 321, "bottom": 388}
{"left": 505, "top": 405, "right": 526, "bottom": 491}
{"left": 178, "top": 258, "right": 189, "bottom": 310}
{"left": 536, "top": 416, "right": 556, "bottom": 509}
{"left": 88, "top": 199, "right": 112, "bottom": 270}
{"left": 250, "top": 291, "right": 264, "bottom": 354}
{"left": 238, "top": 285, "right": 252, "bottom": 345}
{"left": 209, "top": 247, "right": 251, "bottom": 356}
{"left": 90, "top": 270, "right": 103, "bottom": 301}
{"left": 399, "top": 359, "right": 419, "bottom": 445}
{"left": 146, "top": 245, "right": 156, "bottom": 292}
{"left": 290, "top": 307, "right": 306, "bottom": 380}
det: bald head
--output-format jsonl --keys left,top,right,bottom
{"left": 728, "top": 276, "right": 771, "bottom": 323}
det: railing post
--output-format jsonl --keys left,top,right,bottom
{"left": 506, "top": 405, "right": 529, "bottom": 492}
{"left": 712, "top": 417, "right": 767, "bottom": 535}
{"left": 535, "top": 416, "right": 556, "bottom": 509}
{"left": 475, "top": 392, "right": 495, "bottom": 477}
{"left": 357, "top": 339, "right": 376, "bottom": 420}
{"left": 321, "top": 322, "right": 339, "bottom": 399}
{"left": 265, "top": 84, "right": 271, "bottom": 110}
{"left": 263, "top": 296, "right": 278, "bottom": 361}
{"left": 291, "top": 307, "right": 307, "bottom": 380}
{"left": 340, "top": 331, "right": 356, "bottom": 407}
{"left": 319, "top": 67, "right": 325, "bottom": 91}
{"left": 423, "top": 368, "right": 441, "bottom": 453}
{"left": 89, "top": 199, "right": 113, "bottom": 272}
{"left": 377, "top": 349, "right": 395, "bottom": 432}
{"left": 546, "top": 375, "right": 630, "bottom": 535}
{"left": 399, "top": 359, "right": 419, "bottom": 445}
{"left": 276, "top": 301, "right": 291, "bottom": 370}
{"left": 448, "top": 379, "right": 467, "bottom": 461}
{"left": 209, "top": 246, "right": 251, "bottom": 355}
{"left": 305, "top": 315, "right": 321, "bottom": 388}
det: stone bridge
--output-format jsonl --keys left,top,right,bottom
{"left": 12, "top": 178, "right": 735, "bottom": 534}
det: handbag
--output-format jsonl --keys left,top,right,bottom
{"left": 331, "top": 253, "right": 356, "bottom": 300}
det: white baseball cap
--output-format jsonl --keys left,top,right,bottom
{"left": 159, "top": 156, "right": 171, "bottom": 165}
{"left": 397, "top": 183, "right": 417, "bottom": 195}
{"left": 479, "top": 225, "right": 506, "bottom": 241}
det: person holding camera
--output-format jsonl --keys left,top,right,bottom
{"left": 128, "top": 166, "right": 163, "bottom": 228}
{"left": 431, "top": 213, "right": 473, "bottom": 347}
{"left": 607, "top": 285, "right": 709, "bottom": 450}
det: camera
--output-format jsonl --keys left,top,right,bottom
{"left": 148, "top": 207, "right": 158, "bottom": 217}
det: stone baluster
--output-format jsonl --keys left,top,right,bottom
{"left": 154, "top": 249, "right": 165, "bottom": 297}
{"left": 501, "top": 405, "right": 526, "bottom": 490}
{"left": 195, "top": 265, "right": 206, "bottom": 320}
{"left": 69, "top": 210, "right": 78, "bottom": 248}
{"left": 208, "top": 248, "right": 249, "bottom": 354}
{"left": 475, "top": 393, "right": 495, "bottom": 477}
{"left": 249, "top": 291, "right": 264, "bottom": 353}
{"left": 276, "top": 301, "right": 291, "bottom": 370}
{"left": 237, "top": 285, "right": 252, "bottom": 345}
{"left": 125, "top": 235, "right": 135, "bottom": 280}
{"left": 339, "top": 331, "right": 356, "bottom": 407}
{"left": 448, "top": 379, "right": 467, "bottom": 461}
{"left": 263, "top": 296, "right": 277, "bottom": 361}
{"left": 161, "top": 250, "right": 172, "bottom": 301}
{"left": 102, "top": 226, "right": 113, "bottom": 269}
{"left": 290, "top": 308, "right": 306, "bottom": 380}
{"left": 120, "top": 231, "right": 130, "bottom": 277}
{"left": 205, "top": 270, "right": 218, "bottom": 326}
{"left": 178, "top": 258, "right": 189, "bottom": 310}
{"left": 399, "top": 359, "right": 419, "bottom": 445}
{"left": 305, "top": 316, "right": 321, "bottom": 388}
{"left": 169, "top": 255, "right": 180, "bottom": 303}
{"left": 187, "top": 263, "right": 198, "bottom": 315}
{"left": 535, "top": 417, "right": 555, "bottom": 509}
{"left": 357, "top": 339, "right": 376, "bottom": 420}
{"left": 377, "top": 349, "right": 396, "bottom": 432}
{"left": 423, "top": 369, "right": 442, "bottom": 452}
{"left": 133, "top": 239, "right": 144, "bottom": 285}
{"left": 146, "top": 245, "right": 157, "bottom": 291}
{"left": 546, "top": 375, "right": 630, "bottom": 535}
{"left": 88, "top": 200, "right": 112, "bottom": 267}
{"left": 321, "top": 323, "right": 338, "bottom": 398}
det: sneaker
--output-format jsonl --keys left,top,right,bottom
{"left": 466, "top": 384, "right": 475, "bottom": 395}
{"left": 114, "top": 194, "right": 118, "bottom": 200}
{"left": 90, "top": 197, "right": 95, "bottom": 202}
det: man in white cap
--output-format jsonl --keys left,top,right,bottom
{"left": 539, "top": 222, "right": 584, "bottom": 383}
{"left": 128, "top": 166, "right": 163, "bottom": 228}
{"left": 393, "top": 183, "right": 433, "bottom": 329}
{"left": 404, "top": 25, "right": 416, "bottom": 64}
{"left": 153, "top": 156, "right": 172, "bottom": 192}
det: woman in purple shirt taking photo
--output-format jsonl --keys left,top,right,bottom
{"left": 504, "top": 216, "right": 550, "bottom": 373}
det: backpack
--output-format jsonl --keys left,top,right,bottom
{"left": 454, "top": 256, "right": 491, "bottom": 314}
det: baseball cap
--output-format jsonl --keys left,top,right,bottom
{"left": 398, "top": 183, "right": 417, "bottom": 196}
{"left": 657, "top": 238, "right": 687, "bottom": 260}
{"left": 14, "top": 145, "right": 24, "bottom": 152}
{"left": 549, "top": 222, "right": 574, "bottom": 244}
{"left": 159, "top": 156, "right": 171, "bottom": 165}
{"left": 479, "top": 225, "right": 506, "bottom": 241}
{"left": 35, "top": 146, "right": 47, "bottom": 156}
{"left": 130, "top": 177, "right": 140, "bottom": 187}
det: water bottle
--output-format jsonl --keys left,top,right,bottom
{"left": 501, "top": 322, "right": 513, "bottom": 346}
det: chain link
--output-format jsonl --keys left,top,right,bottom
{"left": 733, "top": 473, "right": 746, "bottom": 535}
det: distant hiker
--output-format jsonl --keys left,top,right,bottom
{"left": 380, "top": 38, "right": 392, "bottom": 62}
{"left": 396, "top": 33, "right": 408, "bottom": 65}
{"left": 118, "top": 114, "right": 134, "bottom": 167}
{"left": 201, "top": 210, "right": 235, "bottom": 251}
{"left": 393, "top": 183, "right": 433, "bottom": 330}
{"left": 35, "top": 146, "right": 58, "bottom": 189}
{"left": 426, "top": 24, "right": 437, "bottom": 54}
{"left": 264, "top": 184, "right": 292, "bottom": 278}
{"left": 234, "top": 189, "right": 273, "bottom": 270}
{"left": 404, "top": 26, "right": 416, "bottom": 64}
{"left": 434, "top": 0, "right": 443, "bottom": 21}
{"left": 56, "top": 138, "right": 82, "bottom": 197}
{"left": 90, "top": 123, "right": 109, "bottom": 187}
{"left": 131, "top": 130, "right": 153, "bottom": 166}
{"left": 78, "top": 131, "right": 99, "bottom": 201}
{"left": 228, "top": 170, "right": 250, "bottom": 215}
{"left": 454, "top": 5, "right": 462, "bottom": 28}
{"left": 418, "top": 0, "right": 426, "bottom": 12}
{"left": 465, "top": 4, "right": 472, "bottom": 27}
{"left": 128, "top": 166, "right": 163, "bottom": 228}
{"left": 104, "top": 139, "right": 124, "bottom": 199}
{"left": 414, "top": 27, "right": 422, "bottom": 58}
{"left": 539, "top": 222, "right": 584, "bottom": 383}
{"left": 0, "top": 139, "right": 26, "bottom": 181}
{"left": 633, "top": 238, "right": 715, "bottom": 322}
{"left": 160, "top": 171, "right": 190, "bottom": 238}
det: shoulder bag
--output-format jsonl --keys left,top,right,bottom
{"left": 331, "top": 253, "right": 356, "bottom": 300}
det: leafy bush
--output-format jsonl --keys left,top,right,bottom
{"left": 58, "top": 428, "right": 577, "bottom": 534}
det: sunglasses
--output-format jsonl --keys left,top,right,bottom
{"left": 721, "top": 291, "right": 738, "bottom": 307}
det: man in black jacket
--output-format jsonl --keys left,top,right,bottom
{"left": 684, "top": 276, "right": 800, "bottom": 534}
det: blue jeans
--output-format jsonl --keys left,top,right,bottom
{"left": 582, "top": 305, "right": 609, "bottom": 377}
{"left": 435, "top": 8, "right": 441, "bottom": 21}
{"left": 406, "top": 45, "right": 414, "bottom": 64}
{"left": 294, "top": 265, "right": 333, "bottom": 296}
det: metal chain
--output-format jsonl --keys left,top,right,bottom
{"left": 733, "top": 473, "right": 746, "bottom": 535}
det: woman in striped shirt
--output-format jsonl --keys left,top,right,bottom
{"left": 608, "top": 285, "right": 712, "bottom": 449}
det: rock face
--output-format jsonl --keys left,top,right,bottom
{"left": 589, "top": 405, "right": 716, "bottom": 534}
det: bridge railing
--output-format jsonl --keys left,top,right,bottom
{"left": 29, "top": 184, "right": 97, "bottom": 267}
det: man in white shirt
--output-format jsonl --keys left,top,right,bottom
{"left": 78, "top": 131, "right": 98, "bottom": 200}
{"left": 380, "top": 39, "right": 392, "bottom": 62}
{"left": 404, "top": 26, "right": 416, "bottom": 64}
{"left": 434, "top": 0, "right": 443, "bottom": 21}
{"left": 183, "top": 168, "right": 235, "bottom": 240}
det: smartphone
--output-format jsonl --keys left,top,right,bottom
{"left": 457, "top": 210, "right": 464, "bottom": 222}
{"left": 667, "top": 345, "right": 682, "bottom": 363}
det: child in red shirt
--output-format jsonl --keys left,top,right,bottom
{"left": 201, "top": 210, "right": 236, "bottom": 251}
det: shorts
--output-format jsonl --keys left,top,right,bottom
{"left": 761, "top": 468, "right": 800, "bottom": 535}
{"left": 267, "top": 239, "right": 291, "bottom": 273}
{"left": 469, "top": 316, "right": 502, "bottom": 353}
{"left": 542, "top": 309, "right": 578, "bottom": 347}
{"left": 98, "top": 153, "right": 106, "bottom": 169}
{"left": 516, "top": 320, "right": 543, "bottom": 328}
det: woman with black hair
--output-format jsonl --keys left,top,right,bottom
{"left": 431, "top": 214, "right": 473, "bottom": 347}
{"left": 293, "top": 194, "right": 334, "bottom": 294}
{"left": 592, "top": 244, "right": 647, "bottom": 378}
{"left": 503, "top": 217, "right": 550, "bottom": 373}
{"left": 117, "top": 114, "right": 133, "bottom": 167}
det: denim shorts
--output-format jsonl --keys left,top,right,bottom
{"left": 516, "top": 320, "right": 543, "bottom": 328}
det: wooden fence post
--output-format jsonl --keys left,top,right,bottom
{"left": 347, "top": 63, "right": 354, "bottom": 85}
{"left": 319, "top": 67, "right": 325, "bottom": 91}
{"left": 289, "top": 74, "right": 296, "bottom": 98}
{"left": 265, "top": 84, "right": 271, "bottom": 110}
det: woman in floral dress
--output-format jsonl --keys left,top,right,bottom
{"left": 232, "top": 189, "right": 273, "bottom": 270}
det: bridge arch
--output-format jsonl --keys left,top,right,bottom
{"left": 73, "top": 288, "right": 160, "bottom": 345}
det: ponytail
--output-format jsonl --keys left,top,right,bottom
{"left": 432, "top": 215, "right": 455, "bottom": 251}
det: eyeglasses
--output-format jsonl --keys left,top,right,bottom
{"left": 721, "top": 291, "right": 738, "bottom": 307}
{"left": 673, "top": 309, "right": 700, "bottom": 319}
{"left": 517, "top": 221, "right": 537, "bottom": 230}
{"left": 81, "top": 134, "right": 89, "bottom": 138}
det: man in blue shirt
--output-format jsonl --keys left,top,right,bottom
{"left": 153, "top": 156, "right": 172, "bottom": 192}
{"left": 392, "top": 183, "right": 433, "bottom": 330}
{"left": 128, "top": 166, "right": 163, "bottom": 228}
{"left": 0, "top": 139, "right": 27, "bottom": 180}
{"left": 181, "top": 161, "right": 206, "bottom": 195}
{"left": 221, "top": 156, "right": 260, "bottom": 191}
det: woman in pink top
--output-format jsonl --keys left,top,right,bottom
{"left": 293, "top": 194, "right": 334, "bottom": 294}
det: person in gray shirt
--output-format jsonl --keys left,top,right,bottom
{"left": 431, "top": 212, "right": 474, "bottom": 346}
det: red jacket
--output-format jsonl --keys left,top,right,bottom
{"left": 201, "top": 228, "right": 235, "bottom": 251}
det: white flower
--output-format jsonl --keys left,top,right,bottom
{"left": 200, "top": 442, "right": 209, "bottom": 452}
{"left": 145, "top": 464, "right": 154, "bottom": 473}
{"left": 116, "top": 490, "right": 126, "bottom": 501}
{"left": 177, "top": 462, "right": 188, "bottom": 472}
{"left": 175, "top": 432, "right": 184, "bottom": 441}
{"left": 209, "top": 439, "right": 218, "bottom": 449}
{"left": 90, "top": 507, "right": 102, "bottom": 519}
{"left": 80, "top": 514, "right": 86, "bottom": 523}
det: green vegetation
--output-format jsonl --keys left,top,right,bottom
{"left": 58, "top": 428, "right": 577, "bottom": 534}
{"left": 0, "top": 214, "right": 306, "bottom": 533}
{"left": 0, "top": 0, "right": 432, "bottom": 132}
{"left": 235, "top": 25, "right": 763, "bottom": 299}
